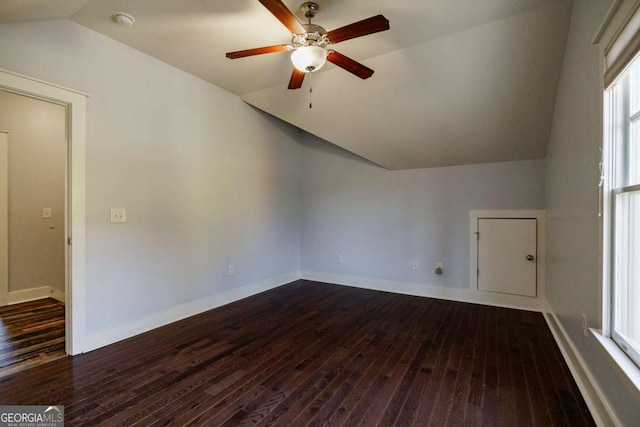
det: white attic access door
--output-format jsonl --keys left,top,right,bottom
{"left": 469, "top": 210, "right": 546, "bottom": 304}
{"left": 477, "top": 218, "right": 537, "bottom": 297}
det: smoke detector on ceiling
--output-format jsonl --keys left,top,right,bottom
{"left": 113, "top": 12, "right": 135, "bottom": 27}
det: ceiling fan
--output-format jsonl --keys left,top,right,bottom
{"left": 226, "top": 0, "right": 390, "bottom": 89}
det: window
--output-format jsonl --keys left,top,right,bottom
{"left": 605, "top": 55, "right": 640, "bottom": 369}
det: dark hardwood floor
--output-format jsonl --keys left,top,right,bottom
{"left": 0, "top": 298, "right": 66, "bottom": 378}
{"left": 0, "top": 281, "right": 593, "bottom": 426}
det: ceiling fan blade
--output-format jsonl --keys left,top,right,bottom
{"left": 288, "top": 68, "right": 306, "bottom": 89}
{"left": 259, "top": 0, "right": 306, "bottom": 34}
{"left": 226, "top": 45, "right": 290, "bottom": 59}
{"left": 327, "top": 15, "right": 390, "bottom": 44}
{"left": 327, "top": 51, "right": 374, "bottom": 79}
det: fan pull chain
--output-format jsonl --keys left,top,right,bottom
{"left": 309, "top": 72, "right": 313, "bottom": 109}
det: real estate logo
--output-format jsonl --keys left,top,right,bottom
{"left": 0, "top": 405, "right": 64, "bottom": 427}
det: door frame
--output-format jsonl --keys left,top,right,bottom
{"left": 0, "top": 68, "right": 88, "bottom": 355}
{"left": 0, "top": 131, "right": 7, "bottom": 306}
{"left": 469, "top": 210, "right": 546, "bottom": 300}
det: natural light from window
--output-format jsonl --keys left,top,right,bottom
{"left": 606, "top": 56, "right": 640, "bottom": 368}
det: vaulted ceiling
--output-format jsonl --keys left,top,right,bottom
{"left": 0, "top": 0, "right": 573, "bottom": 169}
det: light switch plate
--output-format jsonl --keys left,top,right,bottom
{"left": 110, "top": 208, "right": 126, "bottom": 223}
{"left": 42, "top": 208, "right": 52, "bottom": 219}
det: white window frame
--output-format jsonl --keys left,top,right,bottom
{"left": 605, "top": 76, "right": 640, "bottom": 368}
{"left": 595, "top": 0, "right": 640, "bottom": 394}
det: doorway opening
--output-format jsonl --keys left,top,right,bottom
{"left": 0, "top": 68, "right": 87, "bottom": 357}
{"left": 0, "top": 91, "right": 67, "bottom": 375}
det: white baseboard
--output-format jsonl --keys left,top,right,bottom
{"left": 8, "top": 286, "right": 65, "bottom": 304}
{"left": 82, "top": 271, "right": 302, "bottom": 353}
{"left": 543, "top": 302, "right": 620, "bottom": 427}
{"left": 301, "top": 271, "right": 545, "bottom": 312}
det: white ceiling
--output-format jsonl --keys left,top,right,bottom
{"left": 0, "top": 0, "right": 573, "bottom": 169}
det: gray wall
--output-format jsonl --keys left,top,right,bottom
{"left": 0, "top": 91, "right": 66, "bottom": 294}
{"left": 546, "top": 0, "right": 640, "bottom": 423}
{"left": 0, "top": 20, "right": 301, "bottom": 333}
{"left": 300, "top": 134, "right": 546, "bottom": 288}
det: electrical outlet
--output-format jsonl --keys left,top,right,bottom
{"left": 581, "top": 313, "right": 587, "bottom": 336}
{"left": 228, "top": 264, "right": 235, "bottom": 276}
{"left": 42, "top": 208, "right": 52, "bottom": 219}
{"left": 435, "top": 262, "right": 443, "bottom": 275}
{"left": 412, "top": 261, "right": 418, "bottom": 270}
{"left": 337, "top": 254, "right": 343, "bottom": 264}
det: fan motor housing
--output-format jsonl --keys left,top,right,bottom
{"left": 302, "top": 23, "right": 326, "bottom": 35}
{"left": 292, "top": 24, "right": 329, "bottom": 48}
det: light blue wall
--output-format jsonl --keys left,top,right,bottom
{"left": 546, "top": 0, "right": 640, "bottom": 423}
{"left": 0, "top": 20, "right": 302, "bottom": 334}
{"left": 2, "top": 12, "right": 638, "bottom": 421}
{"left": 300, "top": 134, "right": 546, "bottom": 288}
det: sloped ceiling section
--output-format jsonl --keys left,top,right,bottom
{"left": 242, "top": 1, "right": 573, "bottom": 169}
{"left": 1, "top": 0, "right": 573, "bottom": 170}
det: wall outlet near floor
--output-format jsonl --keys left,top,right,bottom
{"left": 228, "top": 264, "right": 235, "bottom": 276}
{"left": 412, "top": 261, "right": 418, "bottom": 270}
{"left": 42, "top": 207, "right": 52, "bottom": 219}
{"left": 581, "top": 313, "right": 587, "bottom": 336}
{"left": 435, "top": 262, "right": 443, "bottom": 275}
{"left": 337, "top": 254, "right": 343, "bottom": 264}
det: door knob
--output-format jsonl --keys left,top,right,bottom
{"left": 526, "top": 254, "right": 535, "bottom": 261}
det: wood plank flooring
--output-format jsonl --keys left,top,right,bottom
{"left": 0, "top": 298, "right": 66, "bottom": 378}
{"left": 0, "top": 281, "right": 594, "bottom": 426}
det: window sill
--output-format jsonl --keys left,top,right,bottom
{"left": 591, "top": 328, "right": 640, "bottom": 394}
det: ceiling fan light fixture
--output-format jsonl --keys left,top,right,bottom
{"left": 291, "top": 45, "right": 327, "bottom": 73}
{"left": 225, "top": 1, "right": 390, "bottom": 89}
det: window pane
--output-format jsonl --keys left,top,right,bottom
{"left": 632, "top": 118, "right": 640, "bottom": 186}
{"left": 624, "top": 59, "right": 640, "bottom": 186}
{"left": 629, "top": 64, "right": 640, "bottom": 116}
{"left": 614, "top": 189, "right": 640, "bottom": 361}
{"left": 630, "top": 64, "right": 640, "bottom": 185}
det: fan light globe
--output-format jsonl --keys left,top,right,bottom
{"left": 291, "top": 46, "right": 327, "bottom": 73}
